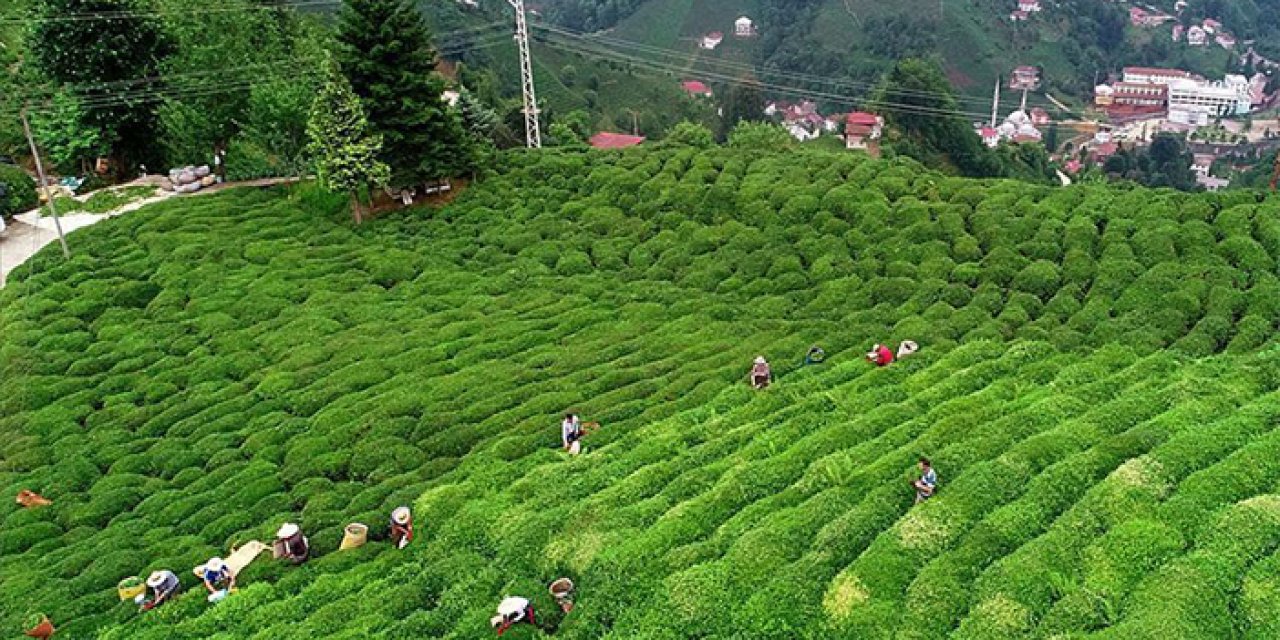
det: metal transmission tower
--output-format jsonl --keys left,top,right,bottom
{"left": 507, "top": 0, "right": 542, "bottom": 148}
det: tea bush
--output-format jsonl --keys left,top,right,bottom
{"left": 2, "top": 147, "right": 1279, "bottom": 638}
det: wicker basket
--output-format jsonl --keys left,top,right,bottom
{"left": 339, "top": 523, "right": 368, "bottom": 550}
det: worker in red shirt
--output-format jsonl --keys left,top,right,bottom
{"left": 867, "top": 343, "right": 894, "bottom": 367}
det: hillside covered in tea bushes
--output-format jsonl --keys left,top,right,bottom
{"left": 3, "top": 148, "right": 1280, "bottom": 639}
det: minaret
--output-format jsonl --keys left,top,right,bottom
{"left": 991, "top": 76, "right": 1001, "bottom": 127}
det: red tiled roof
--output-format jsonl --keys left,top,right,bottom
{"left": 1093, "top": 142, "right": 1118, "bottom": 157}
{"left": 589, "top": 132, "right": 646, "bottom": 149}
{"left": 847, "top": 111, "right": 880, "bottom": 125}
{"left": 681, "top": 80, "right": 711, "bottom": 94}
{"left": 846, "top": 124, "right": 876, "bottom": 136}
{"left": 1123, "top": 66, "right": 1192, "bottom": 78}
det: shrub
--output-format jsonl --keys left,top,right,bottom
{"left": 0, "top": 163, "right": 38, "bottom": 218}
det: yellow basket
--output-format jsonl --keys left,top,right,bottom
{"left": 117, "top": 578, "right": 145, "bottom": 601}
{"left": 339, "top": 523, "right": 368, "bottom": 550}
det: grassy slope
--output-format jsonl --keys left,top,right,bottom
{"left": 3, "top": 148, "right": 1280, "bottom": 638}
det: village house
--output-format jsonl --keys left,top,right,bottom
{"left": 1187, "top": 25, "right": 1207, "bottom": 46}
{"left": 699, "top": 32, "right": 724, "bottom": 50}
{"left": 1172, "top": 24, "right": 1183, "bottom": 41}
{"left": 1031, "top": 107, "right": 1051, "bottom": 126}
{"left": 1010, "top": 9, "right": 1029, "bottom": 21}
{"left": 844, "top": 112, "right": 883, "bottom": 151}
{"left": 978, "top": 126, "right": 1001, "bottom": 148}
{"left": 734, "top": 16, "right": 756, "bottom": 37}
{"left": 681, "top": 80, "right": 712, "bottom": 98}
{"left": 1216, "top": 33, "right": 1236, "bottom": 49}
{"left": 786, "top": 123, "right": 819, "bottom": 142}
{"left": 1091, "top": 141, "right": 1119, "bottom": 163}
{"left": 1094, "top": 84, "right": 1115, "bottom": 106}
{"left": 1130, "top": 7, "right": 1172, "bottom": 27}
{"left": 1010, "top": 65, "right": 1041, "bottom": 90}
{"left": 589, "top": 132, "right": 646, "bottom": 149}
{"left": 1017, "top": 0, "right": 1040, "bottom": 12}
{"left": 1202, "top": 18, "right": 1222, "bottom": 33}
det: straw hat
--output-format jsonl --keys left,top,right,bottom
{"left": 754, "top": 355, "right": 766, "bottom": 364}
{"left": 207, "top": 557, "right": 224, "bottom": 572}
{"left": 146, "top": 571, "right": 167, "bottom": 588}
{"left": 392, "top": 507, "right": 411, "bottom": 525}
{"left": 277, "top": 523, "right": 299, "bottom": 539}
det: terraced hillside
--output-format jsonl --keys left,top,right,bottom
{"left": 2, "top": 148, "right": 1280, "bottom": 639}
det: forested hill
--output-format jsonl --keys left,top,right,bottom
{"left": 536, "top": 0, "right": 1280, "bottom": 100}
{"left": 3, "top": 146, "right": 1280, "bottom": 638}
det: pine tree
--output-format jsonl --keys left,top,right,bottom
{"left": 307, "top": 56, "right": 390, "bottom": 224}
{"left": 720, "top": 76, "right": 765, "bottom": 139}
{"left": 336, "top": 0, "right": 471, "bottom": 187}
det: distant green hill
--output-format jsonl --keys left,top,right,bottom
{"left": 3, "top": 146, "right": 1280, "bottom": 638}
{"left": 553, "top": 0, "right": 1253, "bottom": 109}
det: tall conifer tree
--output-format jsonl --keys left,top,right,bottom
{"left": 335, "top": 0, "right": 471, "bottom": 187}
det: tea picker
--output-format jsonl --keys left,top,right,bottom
{"left": 273, "top": 523, "right": 310, "bottom": 564}
{"left": 749, "top": 356, "right": 772, "bottom": 389}
{"left": 140, "top": 570, "right": 180, "bottom": 611}
{"left": 866, "top": 343, "right": 894, "bottom": 367}
{"left": 491, "top": 595, "right": 536, "bottom": 635}
{"left": 561, "top": 413, "right": 600, "bottom": 455}
{"left": 197, "top": 557, "right": 236, "bottom": 602}
{"left": 913, "top": 457, "right": 938, "bottom": 504}
{"left": 389, "top": 506, "right": 414, "bottom": 549}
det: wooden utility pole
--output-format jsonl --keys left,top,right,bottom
{"left": 20, "top": 107, "right": 70, "bottom": 258}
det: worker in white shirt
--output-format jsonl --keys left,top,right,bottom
{"left": 490, "top": 595, "right": 536, "bottom": 635}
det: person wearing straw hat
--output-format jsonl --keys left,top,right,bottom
{"left": 389, "top": 506, "right": 414, "bottom": 549}
{"left": 490, "top": 595, "right": 536, "bottom": 635}
{"left": 141, "top": 569, "right": 180, "bottom": 610}
{"left": 200, "top": 557, "right": 236, "bottom": 596}
{"left": 897, "top": 340, "right": 919, "bottom": 359}
{"left": 274, "top": 523, "right": 310, "bottom": 564}
{"left": 749, "top": 356, "right": 772, "bottom": 389}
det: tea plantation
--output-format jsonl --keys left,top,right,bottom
{"left": 3, "top": 147, "right": 1280, "bottom": 639}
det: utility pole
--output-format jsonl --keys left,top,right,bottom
{"left": 20, "top": 107, "right": 69, "bottom": 258}
{"left": 506, "top": 0, "right": 542, "bottom": 148}
{"left": 990, "top": 76, "right": 1001, "bottom": 127}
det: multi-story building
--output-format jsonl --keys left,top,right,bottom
{"left": 1122, "top": 67, "right": 1194, "bottom": 85}
{"left": 1167, "top": 75, "right": 1252, "bottom": 116}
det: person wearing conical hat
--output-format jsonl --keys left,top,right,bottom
{"left": 200, "top": 556, "right": 236, "bottom": 595}
{"left": 749, "top": 356, "right": 772, "bottom": 389}
{"left": 389, "top": 506, "right": 414, "bottom": 549}
{"left": 142, "top": 569, "right": 180, "bottom": 610}
{"left": 274, "top": 523, "right": 310, "bottom": 564}
{"left": 490, "top": 595, "right": 536, "bottom": 635}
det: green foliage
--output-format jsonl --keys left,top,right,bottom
{"left": 728, "top": 122, "right": 793, "bottom": 151}
{"left": 664, "top": 121, "right": 716, "bottom": 149}
{"left": 306, "top": 55, "right": 389, "bottom": 223}
{"left": 2, "top": 145, "right": 1278, "bottom": 639}
{"left": 0, "top": 162, "right": 37, "bottom": 217}
{"left": 336, "top": 0, "right": 473, "bottom": 186}
{"left": 28, "top": 0, "right": 173, "bottom": 168}
{"left": 29, "top": 92, "right": 107, "bottom": 174}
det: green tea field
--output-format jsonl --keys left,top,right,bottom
{"left": 3, "top": 147, "right": 1280, "bottom": 638}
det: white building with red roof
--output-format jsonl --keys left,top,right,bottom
{"left": 845, "top": 112, "right": 884, "bottom": 151}
{"left": 1017, "top": 0, "right": 1040, "bottom": 12}
{"left": 1122, "top": 67, "right": 1194, "bottom": 85}
{"left": 1215, "top": 33, "right": 1236, "bottom": 49}
{"left": 1187, "top": 25, "right": 1207, "bottom": 45}
{"left": 700, "top": 32, "right": 724, "bottom": 50}
{"left": 978, "top": 126, "right": 1000, "bottom": 148}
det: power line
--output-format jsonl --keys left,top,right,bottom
{"left": 0, "top": 0, "right": 343, "bottom": 26}
{"left": 532, "top": 23, "right": 1055, "bottom": 114}
{"left": 536, "top": 33, "right": 1004, "bottom": 122}
{"left": 13, "top": 35, "right": 512, "bottom": 116}
{"left": 9, "top": 28, "right": 512, "bottom": 109}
